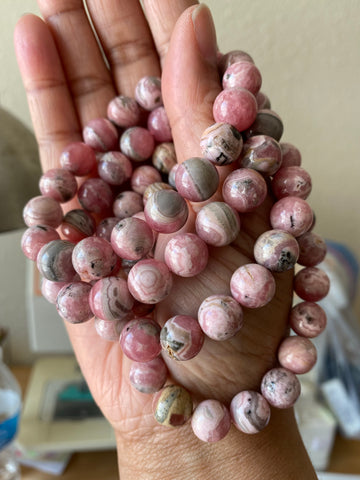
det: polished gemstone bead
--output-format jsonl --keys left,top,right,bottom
{"left": 144, "top": 189, "right": 188, "bottom": 233}
{"left": 152, "top": 142, "right": 177, "bottom": 174}
{"left": 222, "top": 61, "right": 262, "bottom": 95}
{"left": 230, "top": 391, "right": 271, "bottom": 434}
{"left": 39, "top": 168, "right": 78, "bottom": 203}
{"left": 94, "top": 317, "right": 128, "bottom": 341}
{"left": 21, "top": 225, "right": 60, "bottom": 261}
{"left": 127, "top": 259, "right": 173, "bottom": 304}
{"left": 131, "top": 165, "right": 162, "bottom": 195}
{"left": 143, "top": 182, "right": 174, "bottom": 205}
{"left": 89, "top": 276, "right": 134, "bottom": 321}
{"left": 120, "top": 317, "right": 162, "bottom": 362}
{"left": 213, "top": 87, "right": 258, "bottom": 132}
{"left": 296, "top": 232, "right": 327, "bottom": 267}
{"left": 230, "top": 264, "right": 276, "bottom": 308}
{"left": 153, "top": 385, "right": 192, "bottom": 427}
{"left": 77, "top": 178, "right": 113, "bottom": 214}
{"left": 261, "top": 367, "right": 301, "bottom": 409}
{"left": 120, "top": 126, "right": 155, "bottom": 162}
{"left": 164, "top": 232, "right": 209, "bottom": 277}
{"left": 83, "top": 117, "right": 118, "bottom": 152}
{"left": 97, "top": 151, "right": 133, "bottom": 186}
{"left": 135, "top": 76, "right": 162, "bottom": 111}
{"left": 218, "top": 50, "right": 254, "bottom": 76}
{"left": 256, "top": 91, "right": 271, "bottom": 110}
{"left": 198, "top": 295, "right": 243, "bottom": 341}
{"left": 72, "top": 237, "right": 118, "bottom": 281}
{"left": 175, "top": 157, "right": 219, "bottom": 202}
{"left": 107, "top": 95, "right": 141, "bottom": 128}
{"left": 278, "top": 336, "right": 317, "bottom": 374}
{"left": 147, "top": 106, "right": 172, "bottom": 142}
{"left": 113, "top": 191, "right": 143, "bottom": 219}
{"left": 191, "top": 400, "right": 231, "bottom": 443}
{"left": 280, "top": 142, "right": 302, "bottom": 167}
{"left": 160, "top": 315, "right": 204, "bottom": 361}
{"left": 244, "top": 109, "right": 284, "bottom": 141}
{"left": 254, "top": 229, "right": 299, "bottom": 272}
{"left": 195, "top": 201, "right": 240, "bottom": 247}
{"left": 240, "top": 135, "right": 282, "bottom": 176}
{"left": 222, "top": 168, "right": 267, "bottom": 212}
{"left": 168, "top": 164, "right": 179, "bottom": 189}
{"left": 110, "top": 217, "right": 154, "bottom": 260}
{"left": 270, "top": 196, "right": 314, "bottom": 237}
{"left": 56, "top": 281, "right": 93, "bottom": 324}
{"left": 41, "top": 278, "right": 69, "bottom": 304}
{"left": 60, "top": 142, "right": 97, "bottom": 176}
{"left": 271, "top": 166, "right": 312, "bottom": 200}
{"left": 200, "top": 123, "right": 243, "bottom": 166}
{"left": 37, "top": 239, "right": 77, "bottom": 282}
{"left": 131, "top": 299, "right": 156, "bottom": 317}
{"left": 60, "top": 209, "right": 96, "bottom": 243}
{"left": 23, "top": 195, "right": 63, "bottom": 228}
{"left": 129, "top": 357, "right": 168, "bottom": 394}
{"left": 289, "top": 301, "right": 327, "bottom": 338}
{"left": 294, "top": 267, "right": 330, "bottom": 302}
{"left": 96, "top": 217, "right": 119, "bottom": 241}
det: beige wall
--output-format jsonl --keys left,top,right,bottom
{"left": 1, "top": 1, "right": 359, "bottom": 362}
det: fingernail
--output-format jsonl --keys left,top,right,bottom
{"left": 192, "top": 4, "right": 218, "bottom": 65}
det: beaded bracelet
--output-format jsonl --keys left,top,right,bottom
{"left": 21, "top": 48, "right": 329, "bottom": 443}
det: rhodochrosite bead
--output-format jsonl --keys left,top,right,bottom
{"left": 294, "top": 267, "right": 330, "bottom": 302}
{"left": 254, "top": 229, "right": 299, "bottom": 272}
{"left": 278, "top": 336, "right": 317, "bottom": 374}
{"left": 218, "top": 50, "right": 254, "bottom": 75}
{"left": 113, "top": 191, "right": 143, "bottom": 219}
{"left": 120, "top": 126, "right": 155, "bottom": 162}
{"left": 289, "top": 302, "right": 327, "bottom": 338}
{"left": 175, "top": 157, "right": 219, "bottom": 202}
{"left": 191, "top": 400, "right": 231, "bottom": 443}
{"left": 261, "top": 368, "right": 301, "bottom": 409}
{"left": 107, "top": 95, "right": 141, "bottom": 127}
{"left": 96, "top": 217, "right": 119, "bottom": 241}
{"left": 240, "top": 135, "right": 282, "bottom": 176}
{"left": 89, "top": 276, "right": 134, "bottom": 321}
{"left": 143, "top": 182, "right": 174, "bottom": 205}
{"left": 198, "top": 295, "right": 243, "bottom": 341}
{"left": 60, "top": 209, "right": 96, "bottom": 243}
{"left": 111, "top": 217, "right": 154, "bottom": 260}
{"left": 280, "top": 142, "right": 302, "bottom": 167}
{"left": 129, "top": 357, "right": 168, "bottom": 394}
{"left": 77, "top": 178, "right": 113, "bottom": 214}
{"left": 152, "top": 143, "right": 177, "bottom": 173}
{"left": 164, "top": 233, "right": 209, "bottom": 277}
{"left": 222, "top": 61, "right": 262, "bottom": 95}
{"left": 83, "top": 117, "right": 118, "bottom": 152}
{"left": 37, "top": 240, "right": 78, "bottom": 282}
{"left": 147, "top": 106, "right": 172, "bottom": 142}
{"left": 244, "top": 109, "right": 283, "bottom": 141}
{"left": 200, "top": 123, "right": 243, "bottom": 166}
{"left": 230, "top": 391, "right": 271, "bottom": 434}
{"left": 41, "top": 279, "right": 68, "bottom": 304}
{"left": 296, "top": 231, "right": 327, "bottom": 267}
{"left": 120, "top": 318, "right": 162, "bottom": 362}
{"left": 135, "top": 76, "right": 162, "bottom": 111}
{"left": 97, "top": 151, "right": 133, "bottom": 186}
{"left": 21, "top": 225, "right": 60, "bottom": 261}
{"left": 131, "top": 165, "right": 162, "bottom": 194}
{"left": 230, "top": 264, "right": 276, "bottom": 308}
{"left": 56, "top": 282, "right": 93, "bottom": 324}
{"left": 271, "top": 166, "right": 312, "bottom": 200}
{"left": 160, "top": 315, "right": 204, "bottom": 361}
{"left": 94, "top": 317, "right": 128, "bottom": 341}
{"left": 270, "top": 196, "right": 313, "bottom": 237}
{"left": 256, "top": 91, "right": 271, "bottom": 110}
{"left": 127, "top": 259, "right": 173, "bottom": 304}
{"left": 72, "top": 237, "right": 118, "bottom": 281}
{"left": 195, "top": 201, "right": 240, "bottom": 247}
{"left": 144, "top": 189, "right": 188, "bottom": 233}
{"left": 222, "top": 168, "right": 267, "bottom": 212}
{"left": 153, "top": 385, "right": 193, "bottom": 427}
{"left": 213, "top": 87, "right": 258, "bottom": 132}
{"left": 39, "top": 168, "right": 78, "bottom": 203}
{"left": 60, "top": 141, "right": 97, "bottom": 176}
{"left": 23, "top": 195, "right": 63, "bottom": 228}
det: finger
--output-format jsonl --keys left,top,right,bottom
{"left": 37, "top": 0, "right": 116, "bottom": 124}
{"left": 86, "top": 0, "right": 160, "bottom": 96}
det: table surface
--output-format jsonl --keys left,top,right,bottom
{"left": 12, "top": 366, "right": 360, "bottom": 479}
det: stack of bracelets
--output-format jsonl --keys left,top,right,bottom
{"left": 21, "top": 48, "right": 329, "bottom": 443}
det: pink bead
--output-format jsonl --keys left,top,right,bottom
{"left": 60, "top": 142, "right": 97, "bottom": 176}
{"left": 270, "top": 196, "right": 314, "bottom": 237}
{"left": 144, "top": 189, "right": 188, "bottom": 234}
{"left": 113, "top": 191, "right": 143, "bottom": 219}
{"left": 152, "top": 142, "right": 177, "bottom": 174}
{"left": 213, "top": 87, "right": 258, "bottom": 132}
{"left": 297, "top": 232, "right": 327, "bottom": 267}
{"left": 120, "top": 317, "right": 162, "bottom": 362}
{"left": 131, "top": 165, "right": 162, "bottom": 195}
{"left": 198, "top": 295, "right": 243, "bottom": 341}
{"left": 168, "top": 164, "right": 179, "bottom": 188}
{"left": 164, "top": 233, "right": 209, "bottom": 277}
{"left": 230, "top": 391, "right": 271, "bottom": 434}
{"left": 244, "top": 109, "right": 283, "bottom": 142}
{"left": 56, "top": 281, "right": 93, "bottom": 324}
{"left": 200, "top": 123, "right": 243, "bottom": 166}
{"left": 127, "top": 259, "right": 173, "bottom": 304}
{"left": 23, "top": 195, "right": 63, "bottom": 228}
{"left": 261, "top": 367, "right": 301, "bottom": 409}
{"left": 147, "top": 106, "right": 172, "bottom": 142}
{"left": 83, "top": 117, "right": 118, "bottom": 152}
{"left": 135, "top": 76, "right": 162, "bottom": 111}
{"left": 240, "top": 135, "right": 282, "bottom": 176}
{"left": 60, "top": 209, "right": 96, "bottom": 243}
{"left": 96, "top": 217, "right": 119, "bottom": 241}
{"left": 294, "top": 267, "right": 330, "bottom": 302}
{"left": 110, "top": 217, "right": 154, "bottom": 260}
{"left": 191, "top": 400, "right": 231, "bottom": 443}
{"left": 256, "top": 91, "right": 271, "bottom": 110}
{"left": 97, "top": 151, "right": 133, "bottom": 186}
{"left": 278, "top": 336, "right": 317, "bottom": 374}
{"left": 107, "top": 95, "right": 141, "bottom": 128}
{"left": 271, "top": 166, "right": 312, "bottom": 200}
{"left": 175, "top": 157, "right": 219, "bottom": 202}
{"left": 72, "top": 237, "right": 118, "bottom": 281}
{"left": 280, "top": 142, "right": 302, "bottom": 167}
{"left": 222, "top": 61, "right": 262, "bottom": 95}
{"left": 218, "top": 50, "right": 254, "bottom": 76}
{"left": 230, "top": 264, "right": 276, "bottom": 308}
{"left": 143, "top": 182, "right": 174, "bottom": 205}
{"left": 161, "top": 315, "right": 204, "bottom": 361}
{"left": 129, "top": 357, "right": 168, "bottom": 394}
{"left": 120, "top": 127, "right": 155, "bottom": 162}
{"left": 195, "top": 202, "right": 240, "bottom": 247}
{"left": 222, "top": 168, "right": 267, "bottom": 212}
{"left": 41, "top": 279, "right": 69, "bottom": 304}
{"left": 21, "top": 225, "right": 60, "bottom": 261}
{"left": 37, "top": 240, "right": 78, "bottom": 282}
{"left": 254, "top": 229, "right": 299, "bottom": 272}
{"left": 94, "top": 317, "right": 128, "bottom": 342}
{"left": 77, "top": 178, "right": 113, "bottom": 214}
{"left": 290, "top": 301, "right": 327, "bottom": 338}
{"left": 39, "top": 168, "right": 77, "bottom": 203}
{"left": 89, "top": 276, "right": 133, "bottom": 321}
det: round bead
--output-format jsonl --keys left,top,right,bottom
{"left": 89, "top": 276, "right": 134, "bottom": 321}
{"left": 129, "top": 357, "right": 168, "bottom": 394}
{"left": 230, "top": 391, "right": 271, "bottom": 434}
{"left": 294, "top": 267, "right": 330, "bottom": 302}
{"left": 113, "top": 191, "right": 143, "bottom": 219}
{"left": 198, "top": 295, "right": 243, "bottom": 341}
{"left": 143, "top": 182, "right": 174, "bottom": 205}
{"left": 153, "top": 385, "right": 192, "bottom": 427}
{"left": 218, "top": 50, "right": 254, "bottom": 75}
{"left": 127, "top": 259, "right": 173, "bottom": 304}
{"left": 60, "top": 209, "right": 96, "bottom": 243}
{"left": 270, "top": 196, "right": 314, "bottom": 237}
{"left": 97, "top": 151, "right": 133, "bottom": 186}
{"left": 271, "top": 166, "right": 312, "bottom": 200}
{"left": 120, "top": 127, "right": 155, "bottom": 162}
{"left": 240, "top": 135, "right": 282, "bottom": 176}
{"left": 289, "top": 301, "right": 327, "bottom": 338}
{"left": 56, "top": 282, "right": 93, "bottom": 324}
{"left": 261, "top": 367, "right": 301, "bottom": 409}
{"left": 222, "top": 61, "right": 262, "bottom": 95}
{"left": 200, "top": 123, "right": 243, "bottom": 166}
{"left": 147, "top": 106, "right": 172, "bottom": 142}
{"left": 120, "top": 318, "right": 161, "bottom": 362}
{"left": 254, "top": 229, "right": 299, "bottom": 272}
{"left": 256, "top": 91, "right": 271, "bottom": 110}
{"left": 160, "top": 315, "right": 204, "bottom": 361}
{"left": 144, "top": 189, "right": 188, "bottom": 234}
{"left": 77, "top": 178, "right": 113, "bottom": 214}
{"left": 107, "top": 95, "right": 141, "bottom": 128}
{"left": 152, "top": 142, "right": 177, "bottom": 174}
{"left": 195, "top": 201, "right": 240, "bottom": 247}
{"left": 278, "top": 336, "right": 317, "bottom": 374}
{"left": 222, "top": 168, "right": 267, "bottom": 212}
{"left": 72, "top": 237, "right": 118, "bottom": 281}
{"left": 60, "top": 142, "right": 97, "bottom": 176}
{"left": 244, "top": 109, "right": 284, "bottom": 141}
{"left": 164, "top": 233, "right": 209, "bottom": 277}
{"left": 83, "top": 117, "right": 118, "bottom": 152}
{"left": 21, "top": 225, "right": 60, "bottom": 261}
{"left": 230, "top": 264, "right": 276, "bottom": 308}
{"left": 168, "top": 164, "right": 179, "bottom": 189}
{"left": 96, "top": 217, "right": 119, "bottom": 242}
{"left": 39, "top": 168, "right": 78, "bottom": 203}
{"left": 41, "top": 279, "right": 69, "bottom": 304}
{"left": 296, "top": 232, "right": 327, "bottom": 267}
{"left": 110, "top": 217, "right": 154, "bottom": 260}
{"left": 135, "top": 76, "right": 162, "bottom": 111}
{"left": 94, "top": 317, "right": 128, "bottom": 342}
{"left": 131, "top": 165, "right": 162, "bottom": 195}
{"left": 213, "top": 87, "right": 258, "bottom": 132}
{"left": 280, "top": 142, "right": 302, "bottom": 167}
{"left": 191, "top": 400, "right": 231, "bottom": 443}
{"left": 23, "top": 195, "right": 63, "bottom": 228}
{"left": 37, "top": 240, "right": 77, "bottom": 282}
{"left": 175, "top": 157, "right": 219, "bottom": 202}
